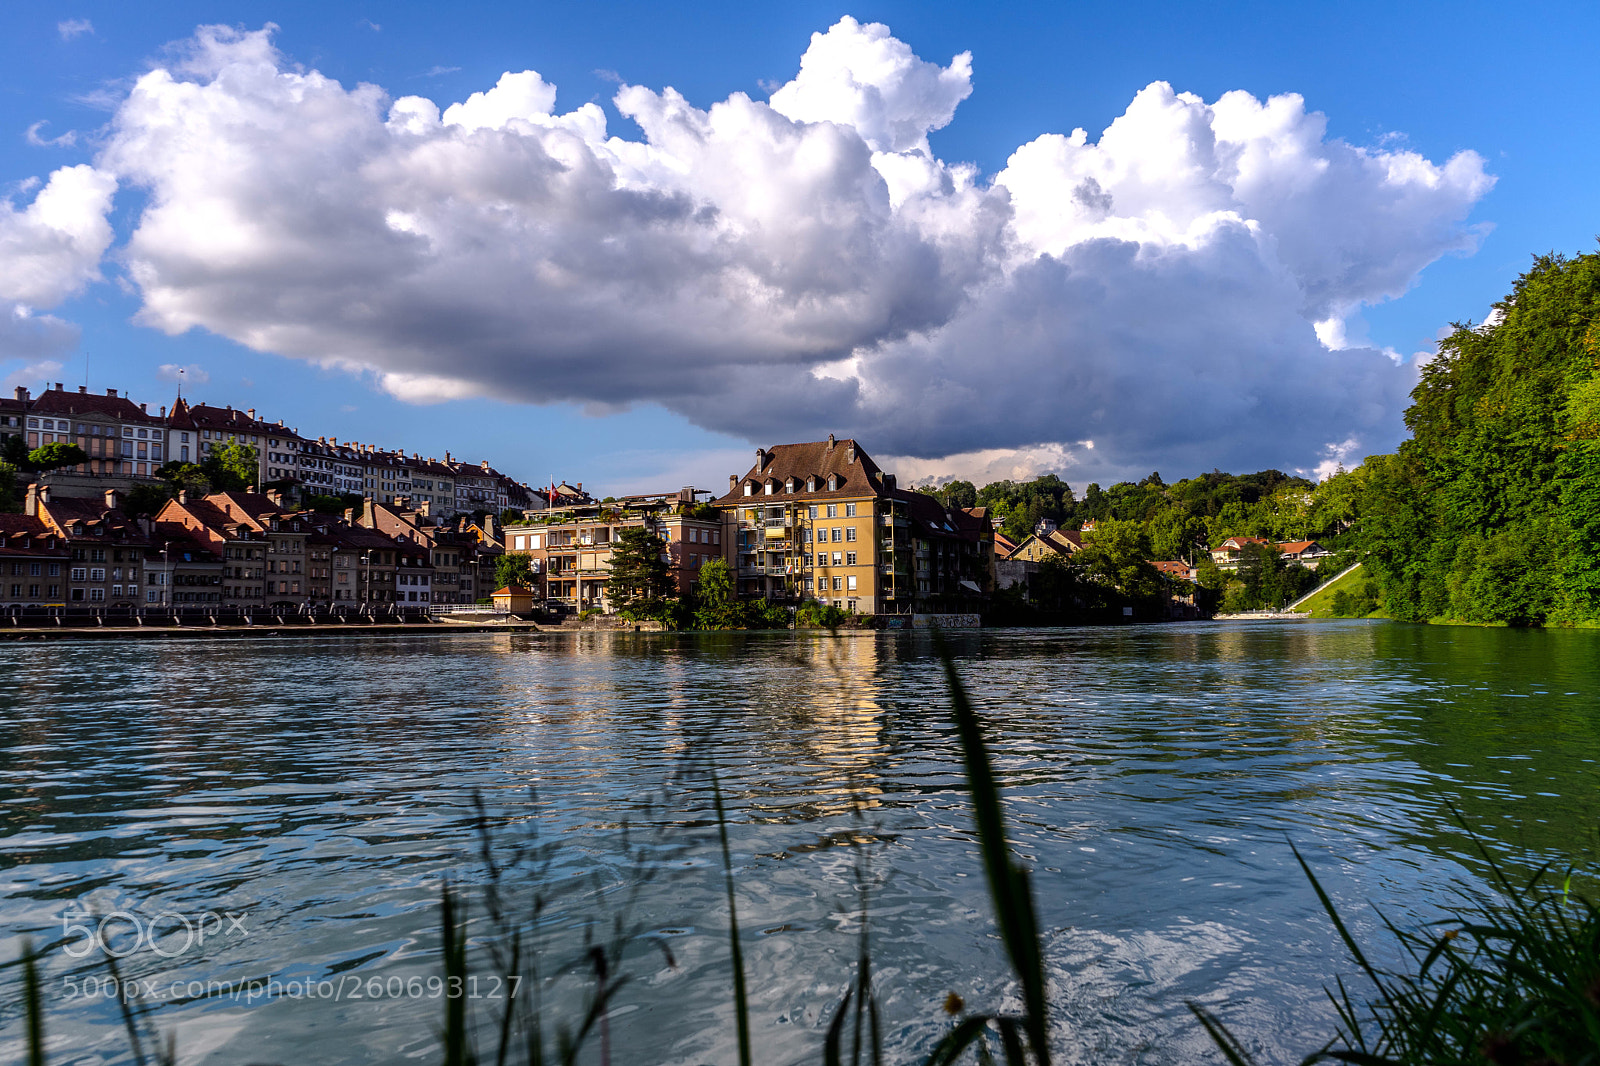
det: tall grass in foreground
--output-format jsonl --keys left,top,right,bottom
{"left": 11, "top": 650, "right": 1600, "bottom": 1063}
{"left": 1191, "top": 842, "right": 1600, "bottom": 1065}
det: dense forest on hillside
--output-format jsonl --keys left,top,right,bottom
{"left": 1356, "top": 251, "right": 1600, "bottom": 625}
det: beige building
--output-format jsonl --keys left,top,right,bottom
{"left": 502, "top": 489, "right": 720, "bottom": 610}
{"left": 713, "top": 437, "right": 995, "bottom": 616}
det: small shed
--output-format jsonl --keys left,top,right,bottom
{"left": 492, "top": 585, "right": 536, "bottom": 615}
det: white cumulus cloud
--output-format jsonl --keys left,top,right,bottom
{"left": 57, "top": 18, "right": 93, "bottom": 40}
{"left": 0, "top": 163, "right": 116, "bottom": 359}
{"left": 95, "top": 19, "right": 1493, "bottom": 484}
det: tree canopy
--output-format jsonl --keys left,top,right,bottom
{"left": 606, "top": 526, "right": 674, "bottom": 616}
{"left": 1355, "top": 250, "right": 1600, "bottom": 624}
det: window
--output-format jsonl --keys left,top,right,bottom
{"left": 808, "top": 505, "right": 818, "bottom": 519}
{"left": 828, "top": 476, "right": 839, "bottom": 490}
{"left": 48, "top": 563, "right": 58, "bottom": 577}
{"left": 28, "top": 563, "right": 39, "bottom": 577}
{"left": 832, "top": 577, "right": 842, "bottom": 590}
{"left": 29, "top": 584, "right": 39, "bottom": 597}
{"left": 112, "top": 585, "right": 122, "bottom": 597}
{"left": 71, "top": 568, "right": 86, "bottom": 581}
{"left": 148, "top": 590, "right": 158, "bottom": 603}
{"left": 832, "top": 552, "right": 842, "bottom": 565}
{"left": 72, "top": 588, "right": 84, "bottom": 601}
{"left": 846, "top": 552, "right": 857, "bottom": 566}
{"left": 816, "top": 552, "right": 826, "bottom": 567}
{"left": 845, "top": 527, "right": 857, "bottom": 542}
{"left": 847, "top": 576, "right": 857, "bottom": 591}
{"left": 847, "top": 599, "right": 857, "bottom": 611}
{"left": 845, "top": 503, "right": 857, "bottom": 517}
{"left": 89, "top": 588, "right": 105, "bottom": 602}
{"left": 831, "top": 528, "right": 842, "bottom": 542}
{"left": 826, "top": 504, "right": 838, "bottom": 518}
{"left": 90, "top": 568, "right": 105, "bottom": 582}
{"left": 816, "top": 577, "right": 826, "bottom": 590}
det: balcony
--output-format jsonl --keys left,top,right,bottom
{"left": 763, "top": 517, "right": 792, "bottom": 528}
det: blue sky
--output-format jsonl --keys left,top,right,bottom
{"left": 2, "top": 1, "right": 1596, "bottom": 495}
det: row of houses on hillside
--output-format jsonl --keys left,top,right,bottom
{"left": 0, "top": 482, "right": 507, "bottom": 610}
{"left": 1, "top": 384, "right": 544, "bottom": 516}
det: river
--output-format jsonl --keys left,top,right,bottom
{"left": 2, "top": 621, "right": 1597, "bottom": 1064}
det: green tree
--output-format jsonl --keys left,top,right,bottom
{"left": 1, "top": 434, "right": 28, "bottom": 469}
{"left": 156, "top": 460, "right": 213, "bottom": 496}
{"left": 1360, "top": 250, "right": 1600, "bottom": 624}
{"left": 693, "top": 557, "right": 740, "bottom": 629}
{"left": 26, "top": 442, "right": 88, "bottom": 473}
{"left": 0, "top": 460, "right": 18, "bottom": 513}
{"left": 606, "top": 526, "right": 674, "bottom": 617}
{"left": 1078, "top": 519, "right": 1164, "bottom": 603}
{"left": 200, "top": 442, "right": 258, "bottom": 492}
{"left": 494, "top": 552, "right": 535, "bottom": 589}
{"left": 123, "top": 483, "right": 173, "bottom": 518}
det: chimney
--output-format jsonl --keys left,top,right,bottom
{"left": 24, "top": 483, "right": 38, "bottom": 517}
{"left": 267, "top": 488, "right": 283, "bottom": 506}
{"left": 361, "top": 497, "right": 376, "bottom": 528}
{"left": 160, "top": 406, "right": 166, "bottom": 418}
{"left": 104, "top": 488, "right": 119, "bottom": 511}
{"left": 54, "top": 382, "right": 63, "bottom": 391}
{"left": 178, "top": 489, "right": 188, "bottom": 504}
{"left": 343, "top": 507, "right": 355, "bottom": 524}
{"left": 755, "top": 447, "right": 766, "bottom": 468}
{"left": 576, "top": 482, "right": 582, "bottom": 493}
{"left": 78, "top": 385, "right": 87, "bottom": 394}
{"left": 14, "top": 386, "right": 28, "bottom": 402}
{"left": 247, "top": 408, "right": 255, "bottom": 419}
{"left": 37, "top": 484, "right": 49, "bottom": 503}
{"left": 106, "top": 388, "right": 117, "bottom": 398}
{"left": 140, "top": 403, "right": 147, "bottom": 413}
{"left": 826, "top": 433, "right": 836, "bottom": 450}
{"left": 847, "top": 442, "right": 856, "bottom": 464}
{"left": 729, "top": 474, "right": 737, "bottom": 493}
{"left": 485, "top": 514, "right": 499, "bottom": 539}
{"left": 883, "top": 473, "right": 896, "bottom": 490}
{"left": 247, "top": 484, "right": 257, "bottom": 495}
{"left": 418, "top": 498, "right": 430, "bottom": 518}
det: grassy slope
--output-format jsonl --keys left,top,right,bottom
{"left": 1293, "top": 563, "right": 1376, "bottom": 619}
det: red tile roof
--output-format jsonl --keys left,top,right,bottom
{"left": 28, "top": 386, "right": 162, "bottom": 425}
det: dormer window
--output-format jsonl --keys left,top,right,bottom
{"left": 785, "top": 477, "right": 796, "bottom": 493}
{"left": 744, "top": 481, "right": 754, "bottom": 496}
{"left": 764, "top": 479, "right": 776, "bottom": 495}
{"left": 828, "top": 475, "right": 839, "bottom": 490}
{"left": 806, "top": 477, "right": 816, "bottom": 492}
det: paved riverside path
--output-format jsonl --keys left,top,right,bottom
{"left": 0, "top": 620, "right": 545, "bottom": 641}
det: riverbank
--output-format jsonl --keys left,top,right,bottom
{"left": 0, "top": 620, "right": 544, "bottom": 641}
